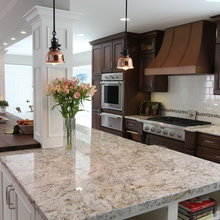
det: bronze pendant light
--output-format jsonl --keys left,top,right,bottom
{"left": 117, "top": 0, "right": 134, "bottom": 71}
{"left": 46, "top": 0, "right": 65, "bottom": 65}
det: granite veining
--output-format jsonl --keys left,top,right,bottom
{"left": 185, "top": 125, "right": 220, "bottom": 137}
{"left": 1, "top": 126, "right": 220, "bottom": 220}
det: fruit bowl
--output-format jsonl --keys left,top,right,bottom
{"left": 17, "top": 119, "right": 34, "bottom": 135}
{"left": 19, "top": 125, "right": 33, "bottom": 135}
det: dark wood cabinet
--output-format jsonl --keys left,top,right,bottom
{"left": 112, "top": 39, "right": 124, "bottom": 72}
{"left": 102, "top": 39, "right": 124, "bottom": 73}
{"left": 145, "top": 134, "right": 186, "bottom": 153}
{"left": 90, "top": 33, "right": 147, "bottom": 132}
{"left": 102, "top": 42, "right": 112, "bottom": 73}
{"left": 91, "top": 66, "right": 101, "bottom": 129}
{"left": 92, "top": 44, "right": 102, "bottom": 76}
{"left": 211, "top": 15, "right": 220, "bottom": 95}
{"left": 125, "top": 119, "right": 144, "bottom": 142}
{"left": 139, "top": 31, "right": 168, "bottom": 92}
{"left": 197, "top": 133, "right": 220, "bottom": 163}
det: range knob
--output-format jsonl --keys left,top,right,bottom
{"left": 151, "top": 127, "right": 155, "bottom": 132}
{"left": 177, "top": 134, "right": 182, "bottom": 139}
{"left": 163, "top": 130, "right": 168, "bottom": 135}
{"left": 170, "top": 132, "right": 174, "bottom": 136}
{"left": 145, "top": 126, "right": 149, "bottom": 131}
{"left": 157, "top": 129, "right": 161, "bottom": 133}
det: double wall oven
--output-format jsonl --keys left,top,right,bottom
{"left": 100, "top": 73, "right": 124, "bottom": 132}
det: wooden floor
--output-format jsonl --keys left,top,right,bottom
{"left": 0, "top": 113, "right": 40, "bottom": 152}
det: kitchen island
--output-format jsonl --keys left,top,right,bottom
{"left": 0, "top": 126, "right": 220, "bottom": 220}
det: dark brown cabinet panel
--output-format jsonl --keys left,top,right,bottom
{"left": 196, "top": 133, "right": 220, "bottom": 163}
{"left": 92, "top": 44, "right": 102, "bottom": 75}
{"left": 197, "top": 146, "right": 220, "bottom": 163}
{"left": 214, "top": 44, "right": 220, "bottom": 94}
{"left": 92, "top": 75, "right": 101, "bottom": 129}
{"left": 139, "top": 31, "right": 168, "bottom": 92}
{"left": 211, "top": 15, "right": 220, "bottom": 95}
{"left": 112, "top": 39, "right": 124, "bottom": 72}
{"left": 92, "top": 75, "right": 101, "bottom": 111}
{"left": 102, "top": 42, "right": 112, "bottom": 73}
{"left": 92, "top": 111, "right": 101, "bottom": 130}
{"left": 125, "top": 119, "right": 144, "bottom": 142}
{"left": 139, "top": 54, "right": 154, "bottom": 90}
{"left": 145, "top": 134, "right": 186, "bottom": 153}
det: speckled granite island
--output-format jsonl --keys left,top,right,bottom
{"left": 1, "top": 126, "right": 220, "bottom": 220}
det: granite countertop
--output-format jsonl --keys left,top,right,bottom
{"left": 1, "top": 126, "right": 220, "bottom": 220}
{"left": 185, "top": 125, "right": 220, "bottom": 137}
{"left": 124, "top": 115, "right": 156, "bottom": 122}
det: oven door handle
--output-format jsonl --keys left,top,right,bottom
{"left": 100, "top": 81, "right": 122, "bottom": 85}
{"left": 100, "top": 112, "right": 122, "bottom": 119}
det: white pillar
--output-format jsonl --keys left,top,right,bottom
{"left": 0, "top": 50, "right": 6, "bottom": 99}
{"left": 24, "top": 6, "right": 80, "bottom": 148}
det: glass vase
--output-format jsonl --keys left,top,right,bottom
{"left": 63, "top": 117, "right": 76, "bottom": 156}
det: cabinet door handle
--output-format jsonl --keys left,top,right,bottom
{"left": 203, "top": 139, "right": 215, "bottom": 145}
{"left": 6, "top": 185, "right": 13, "bottom": 206}
{"left": 8, "top": 188, "right": 15, "bottom": 210}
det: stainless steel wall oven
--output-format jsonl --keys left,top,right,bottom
{"left": 101, "top": 73, "right": 124, "bottom": 111}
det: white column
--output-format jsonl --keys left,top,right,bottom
{"left": 24, "top": 6, "right": 80, "bottom": 148}
{"left": 0, "top": 50, "right": 6, "bottom": 99}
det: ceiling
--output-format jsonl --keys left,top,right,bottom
{"left": 2, "top": 0, "right": 220, "bottom": 55}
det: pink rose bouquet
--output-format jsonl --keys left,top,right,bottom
{"left": 47, "top": 77, "right": 96, "bottom": 119}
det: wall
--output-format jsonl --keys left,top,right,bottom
{"left": 151, "top": 74, "right": 220, "bottom": 125}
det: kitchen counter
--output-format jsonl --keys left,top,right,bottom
{"left": 185, "top": 124, "right": 220, "bottom": 137}
{"left": 0, "top": 112, "right": 40, "bottom": 151}
{"left": 124, "top": 115, "right": 156, "bottom": 122}
{"left": 1, "top": 126, "right": 220, "bottom": 220}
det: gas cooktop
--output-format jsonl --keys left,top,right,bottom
{"left": 144, "top": 116, "right": 211, "bottom": 141}
{"left": 147, "top": 116, "right": 211, "bottom": 127}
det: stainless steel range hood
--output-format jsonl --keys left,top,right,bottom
{"left": 145, "top": 21, "right": 216, "bottom": 75}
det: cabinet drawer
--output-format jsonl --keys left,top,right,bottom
{"left": 197, "top": 146, "right": 220, "bottom": 163}
{"left": 126, "top": 119, "right": 143, "bottom": 135}
{"left": 126, "top": 119, "right": 138, "bottom": 130}
{"left": 197, "top": 133, "right": 220, "bottom": 149}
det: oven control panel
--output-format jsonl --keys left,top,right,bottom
{"left": 143, "top": 123, "right": 185, "bottom": 141}
{"left": 102, "top": 73, "right": 123, "bottom": 81}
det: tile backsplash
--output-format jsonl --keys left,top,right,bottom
{"left": 151, "top": 75, "right": 220, "bottom": 125}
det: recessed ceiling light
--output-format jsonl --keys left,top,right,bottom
{"left": 76, "top": 33, "right": 85, "bottom": 37}
{"left": 11, "top": 37, "right": 16, "bottom": 41}
{"left": 120, "top": 17, "right": 130, "bottom": 22}
{"left": 3, "top": 43, "right": 8, "bottom": 46}
{"left": 20, "top": 31, "right": 26, "bottom": 35}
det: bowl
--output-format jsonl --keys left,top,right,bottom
{"left": 19, "top": 125, "right": 33, "bottom": 135}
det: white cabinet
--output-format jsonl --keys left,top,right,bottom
{"left": 2, "top": 171, "right": 15, "bottom": 220}
{"left": 0, "top": 164, "right": 38, "bottom": 220}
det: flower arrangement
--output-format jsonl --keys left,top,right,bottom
{"left": 47, "top": 77, "right": 96, "bottom": 118}
{"left": 47, "top": 77, "right": 97, "bottom": 155}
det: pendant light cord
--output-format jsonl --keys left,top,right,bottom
{"left": 124, "top": 0, "right": 128, "bottom": 50}
{"left": 52, "top": 0, "right": 56, "bottom": 37}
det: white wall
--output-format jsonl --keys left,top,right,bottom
{"left": 151, "top": 74, "right": 220, "bottom": 125}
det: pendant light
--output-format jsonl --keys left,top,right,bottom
{"left": 117, "top": 0, "right": 134, "bottom": 71}
{"left": 46, "top": 0, "right": 65, "bottom": 65}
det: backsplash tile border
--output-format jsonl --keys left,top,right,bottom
{"left": 164, "top": 108, "right": 220, "bottom": 119}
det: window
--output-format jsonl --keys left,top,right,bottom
{"left": 5, "top": 64, "right": 33, "bottom": 119}
{"left": 73, "top": 65, "right": 92, "bottom": 127}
